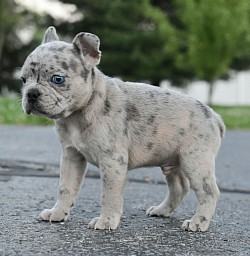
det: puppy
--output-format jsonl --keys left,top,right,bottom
{"left": 21, "top": 26, "right": 225, "bottom": 232}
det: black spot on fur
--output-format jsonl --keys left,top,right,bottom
{"left": 189, "top": 111, "right": 195, "bottom": 118}
{"left": 202, "top": 178, "right": 214, "bottom": 197}
{"left": 119, "top": 84, "right": 128, "bottom": 94}
{"left": 96, "top": 91, "right": 103, "bottom": 98}
{"left": 123, "top": 126, "right": 128, "bottom": 136}
{"left": 91, "top": 68, "right": 95, "bottom": 84}
{"left": 210, "top": 123, "right": 215, "bottom": 132}
{"left": 107, "top": 124, "right": 115, "bottom": 137}
{"left": 61, "top": 61, "right": 69, "bottom": 70}
{"left": 179, "top": 128, "right": 185, "bottom": 136}
{"left": 59, "top": 188, "right": 70, "bottom": 196}
{"left": 103, "top": 148, "right": 114, "bottom": 156}
{"left": 49, "top": 46, "right": 57, "bottom": 52}
{"left": 149, "top": 91, "right": 155, "bottom": 98}
{"left": 117, "top": 156, "right": 126, "bottom": 165}
{"left": 103, "top": 98, "right": 111, "bottom": 115}
{"left": 165, "top": 91, "right": 171, "bottom": 96}
{"left": 196, "top": 100, "right": 211, "bottom": 118}
{"left": 63, "top": 84, "right": 71, "bottom": 91}
{"left": 134, "top": 130, "right": 141, "bottom": 136}
{"left": 139, "top": 125, "right": 147, "bottom": 133}
{"left": 200, "top": 216, "right": 208, "bottom": 223}
{"left": 58, "top": 46, "right": 67, "bottom": 52}
{"left": 147, "top": 115, "right": 156, "bottom": 125}
{"left": 31, "top": 68, "right": 35, "bottom": 74}
{"left": 147, "top": 142, "right": 153, "bottom": 150}
{"left": 152, "top": 126, "right": 158, "bottom": 135}
{"left": 82, "top": 67, "right": 90, "bottom": 83}
{"left": 125, "top": 102, "right": 140, "bottom": 122}
{"left": 150, "top": 90, "right": 160, "bottom": 98}
{"left": 69, "top": 59, "right": 78, "bottom": 72}
{"left": 37, "top": 74, "right": 40, "bottom": 83}
{"left": 123, "top": 117, "right": 129, "bottom": 136}
{"left": 30, "top": 62, "right": 37, "bottom": 66}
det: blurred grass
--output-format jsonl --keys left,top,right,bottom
{"left": 0, "top": 96, "right": 250, "bottom": 129}
{"left": 0, "top": 96, "right": 53, "bottom": 125}
{"left": 212, "top": 105, "right": 250, "bottom": 130}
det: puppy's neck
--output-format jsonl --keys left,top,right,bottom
{"left": 57, "top": 68, "right": 108, "bottom": 126}
{"left": 84, "top": 68, "right": 107, "bottom": 120}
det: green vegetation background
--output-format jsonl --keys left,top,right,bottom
{"left": 1, "top": 0, "right": 250, "bottom": 105}
{"left": 1, "top": 96, "right": 249, "bottom": 129}
{"left": 1, "top": 1, "right": 250, "bottom": 129}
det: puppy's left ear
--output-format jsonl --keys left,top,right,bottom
{"left": 42, "top": 26, "right": 59, "bottom": 44}
{"left": 72, "top": 32, "right": 101, "bottom": 69}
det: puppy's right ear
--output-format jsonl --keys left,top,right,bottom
{"left": 72, "top": 32, "right": 101, "bottom": 70}
{"left": 42, "top": 26, "right": 59, "bottom": 44}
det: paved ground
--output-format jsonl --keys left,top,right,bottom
{"left": 0, "top": 125, "right": 250, "bottom": 255}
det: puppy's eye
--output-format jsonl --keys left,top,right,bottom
{"left": 21, "top": 77, "right": 26, "bottom": 84}
{"left": 51, "top": 75, "right": 65, "bottom": 85}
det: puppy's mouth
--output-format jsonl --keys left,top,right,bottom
{"left": 26, "top": 105, "right": 44, "bottom": 115}
{"left": 26, "top": 105, "right": 36, "bottom": 115}
{"left": 25, "top": 103, "right": 63, "bottom": 119}
{"left": 26, "top": 104, "right": 46, "bottom": 117}
{"left": 23, "top": 87, "right": 65, "bottom": 119}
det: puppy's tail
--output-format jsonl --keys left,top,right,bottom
{"left": 214, "top": 112, "right": 226, "bottom": 138}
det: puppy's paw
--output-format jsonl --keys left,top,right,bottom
{"left": 39, "top": 208, "right": 69, "bottom": 222}
{"left": 181, "top": 219, "right": 209, "bottom": 232}
{"left": 146, "top": 205, "right": 171, "bottom": 217}
{"left": 88, "top": 215, "right": 120, "bottom": 230}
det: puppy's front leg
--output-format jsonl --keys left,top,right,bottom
{"left": 88, "top": 156, "right": 127, "bottom": 230}
{"left": 39, "top": 147, "right": 86, "bottom": 222}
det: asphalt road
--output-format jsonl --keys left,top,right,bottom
{"left": 0, "top": 176, "right": 249, "bottom": 255}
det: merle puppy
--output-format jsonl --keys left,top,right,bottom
{"left": 21, "top": 27, "right": 225, "bottom": 232}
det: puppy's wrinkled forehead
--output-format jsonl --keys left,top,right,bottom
{"left": 22, "top": 41, "right": 82, "bottom": 77}
{"left": 22, "top": 26, "right": 101, "bottom": 83}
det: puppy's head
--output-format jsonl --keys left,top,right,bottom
{"left": 21, "top": 26, "right": 101, "bottom": 119}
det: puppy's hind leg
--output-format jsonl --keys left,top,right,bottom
{"left": 180, "top": 152, "right": 220, "bottom": 232}
{"left": 146, "top": 166, "right": 190, "bottom": 217}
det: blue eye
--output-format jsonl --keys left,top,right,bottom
{"left": 51, "top": 75, "right": 65, "bottom": 85}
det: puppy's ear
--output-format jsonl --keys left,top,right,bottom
{"left": 42, "top": 26, "right": 59, "bottom": 44}
{"left": 72, "top": 32, "right": 101, "bottom": 69}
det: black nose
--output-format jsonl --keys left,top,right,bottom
{"left": 27, "top": 89, "right": 41, "bottom": 104}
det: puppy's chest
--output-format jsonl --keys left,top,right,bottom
{"left": 68, "top": 129, "right": 98, "bottom": 166}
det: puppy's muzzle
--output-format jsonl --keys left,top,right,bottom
{"left": 27, "top": 89, "right": 41, "bottom": 105}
